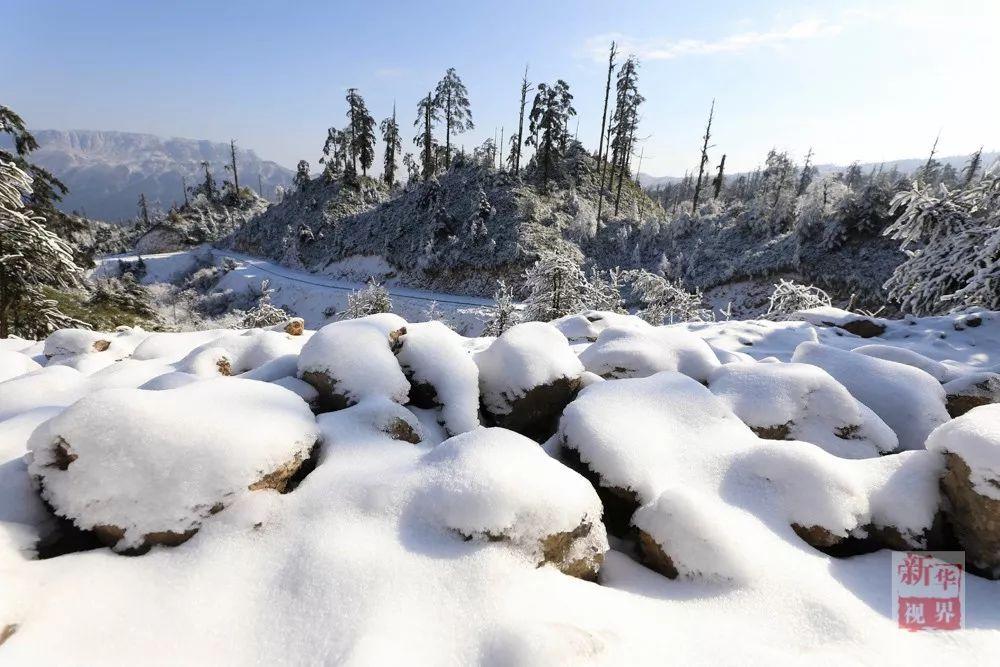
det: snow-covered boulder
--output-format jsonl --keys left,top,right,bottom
{"left": 297, "top": 314, "right": 409, "bottom": 411}
{"left": 390, "top": 321, "right": 479, "bottom": 436}
{"left": 0, "top": 366, "right": 87, "bottom": 421}
{"left": 42, "top": 328, "right": 115, "bottom": 357}
{"left": 578, "top": 325, "right": 720, "bottom": 383}
{"left": 708, "top": 362, "right": 898, "bottom": 457}
{"left": 791, "top": 342, "right": 949, "bottom": 451}
{"left": 27, "top": 378, "right": 319, "bottom": 553}
{"left": 418, "top": 428, "right": 608, "bottom": 579}
{"left": 0, "top": 350, "right": 41, "bottom": 384}
{"left": 794, "top": 307, "right": 887, "bottom": 338}
{"left": 927, "top": 405, "right": 1000, "bottom": 578}
{"left": 944, "top": 372, "right": 1000, "bottom": 418}
{"left": 175, "top": 329, "right": 302, "bottom": 377}
{"left": 551, "top": 310, "right": 648, "bottom": 343}
{"left": 853, "top": 344, "right": 956, "bottom": 382}
{"left": 475, "top": 322, "right": 584, "bottom": 439}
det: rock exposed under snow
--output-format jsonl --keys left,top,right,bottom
{"left": 794, "top": 307, "right": 887, "bottom": 338}
{"left": 708, "top": 361, "right": 898, "bottom": 457}
{"left": 475, "top": 322, "right": 584, "bottom": 438}
{"left": 297, "top": 314, "right": 410, "bottom": 411}
{"left": 791, "top": 342, "right": 949, "bottom": 451}
{"left": 27, "top": 378, "right": 319, "bottom": 552}
{"left": 944, "top": 372, "right": 1000, "bottom": 418}
{"left": 418, "top": 428, "right": 608, "bottom": 580}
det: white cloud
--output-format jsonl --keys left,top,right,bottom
{"left": 585, "top": 19, "right": 841, "bottom": 62}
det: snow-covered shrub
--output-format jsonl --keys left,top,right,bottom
{"left": 522, "top": 251, "right": 586, "bottom": 322}
{"left": 626, "top": 269, "right": 712, "bottom": 324}
{"left": 482, "top": 279, "right": 519, "bottom": 337}
{"left": 343, "top": 278, "right": 392, "bottom": 319}
{"left": 583, "top": 267, "right": 626, "bottom": 313}
{"left": 241, "top": 280, "right": 289, "bottom": 328}
{"left": 883, "top": 173, "right": 1000, "bottom": 314}
{"left": 764, "top": 279, "right": 832, "bottom": 320}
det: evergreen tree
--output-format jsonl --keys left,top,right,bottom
{"left": 797, "top": 147, "right": 816, "bottom": 195}
{"left": 414, "top": 92, "right": 439, "bottom": 180}
{"left": 608, "top": 56, "right": 644, "bottom": 216}
{"left": 0, "top": 157, "right": 85, "bottom": 338}
{"left": 526, "top": 80, "right": 576, "bottom": 186}
{"left": 199, "top": 161, "right": 218, "bottom": 202}
{"left": 433, "top": 68, "right": 474, "bottom": 169}
{"left": 483, "top": 279, "right": 520, "bottom": 336}
{"left": 963, "top": 147, "right": 984, "bottom": 186}
{"left": 522, "top": 251, "right": 586, "bottom": 321}
{"left": 345, "top": 88, "right": 376, "bottom": 176}
{"left": 294, "top": 160, "right": 310, "bottom": 190}
{"left": 691, "top": 99, "right": 715, "bottom": 213}
{"left": 380, "top": 103, "right": 402, "bottom": 188}
{"left": 241, "top": 279, "right": 290, "bottom": 328}
{"left": 320, "top": 127, "right": 350, "bottom": 180}
{"left": 920, "top": 133, "right": 942, "bottom": 184}
{"left": 137, "top": 192, "right": 151, "bottom": 227}
{"left": 402, "top": 153, "right": 420, "bottom": 184}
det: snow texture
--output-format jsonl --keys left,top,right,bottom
{"left": 578, "top": 324, "right": 721, "bottom": 382}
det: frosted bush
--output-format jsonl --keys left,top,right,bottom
{"left": 626, "top": 269, "right": 712, "bottom": 324}
{"left": 240, "top": 280, "right": 290, "bottom": 328}
{"left": 344, "top": 278, "right": 392, "bottom": 319}
{"left": 764, "top": 279, "right": 831, "bottom": 320}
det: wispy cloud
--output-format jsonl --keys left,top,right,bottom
{"left": 584, "top": 19, "right": 842, "bottom": 62}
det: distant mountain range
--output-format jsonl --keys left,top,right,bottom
{"left": 1, "top": 130, "right": 295, "bottom": 222}
{"left": 637, "top": 151, "right": 999, "bottom": 190}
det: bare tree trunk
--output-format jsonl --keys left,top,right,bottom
{"left": 230, "top": 139, "right": 239, "bottom": 192}
{"left": 691, "top": 99, "right": 715, "bottom": 213}
{"left": 514, "top": 65, "right": 529, "bottom": 175}
{"left": 614, "top": 124, "right": 635, "bottom": 216}
{"left": 595, "top": 42, "right": 617, "bottom": 222}
{"left": 713, "top": 154, "right": 727, "bottom": 199}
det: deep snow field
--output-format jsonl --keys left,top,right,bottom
{"left": 2, "top": 305, "right": 1000, "bottom": 664}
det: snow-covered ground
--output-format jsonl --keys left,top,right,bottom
{"left": 95, "top": 247, "right": 497, "bottom": 334}
{"left": 2, "top": 302, "right": 1000, "bottom": 663}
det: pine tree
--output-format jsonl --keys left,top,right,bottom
{"left": 797, "top": 147, "right": 816, "bottom": 195}
{"left": 483, "top": 279, "right": 519, "bottom": 336}
{"left": 0, "top": 157, "right": 85, "bottom": 338}
{"left": 963, "top": 147, "right": 984, "bottom": 186}
{"left": 526, "top": 80, "right": 576, "bottom": 186}
{"left": 512, "top": 65, "right": 531, "bottom": 175}
{"left": 712, "top": 154, "right": 727, "bottom": 199}
{"left": 920, "top": 133, "right": 942, "bottom": 184}
{"left": 522, "top": 251, "right": 586, "bottom": 321}
{"left": 199, "top": 161, "right": 218, "bottom": 202}
{"left": 402, "top": 153, "right": 420, "bottom": 184}
{"left": 433, "top": 68, "right": 474, "bottom": 169}
{"left": 414, "top": 92, "right": 439, "bottom": 180}
{"left": 345, "top": 89, "right": 377, "bottom": 176}
{"left": 691, "top": 99, "right": 715, "bottom": 213}
{"left": 608, "top": 56, "right": 644, "bottom": 217}
{"left": 380, "top": 103, "right": 402, "bottom": 188}
{"left": 294, "top": 160, "right": 310, "bottom": 190}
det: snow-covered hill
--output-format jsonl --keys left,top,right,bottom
{"left": 1, "top": 307, "right": 1000, "bottom": 662}
{"left": 0, "top": 130, "right": 294, "bottom": 222}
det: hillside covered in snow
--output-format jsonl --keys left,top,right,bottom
{"left": 2, "top": 306, "right": 1000, "bottom": 662}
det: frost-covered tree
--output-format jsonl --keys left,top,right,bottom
{"left": 608, "top": 56, "right": 644, "bottom": 216}
{"left": 764, "top": 279, "right": 832, "bottom": 320}
{"left": 91, "top": 273, "right": 158, "bottom": 322}
{"left": 198, "top": 161, "right": 218, "bottom": 202}
{"left": 414, "top": 92, "right": 440, "bottom": 181}
{"left": 294, "top": 160, "right": 310, "bottom": 190}
{"left": 344, "top": 278, "right": 392, "bottom": 319}
{"left": 380, "top": 104, "right": 401, "bottom": 188}
{"left": 483, "top": 279, "right": 519, "bottom": 336}
{"left": 346, "top": 89, "right": 376, "bottom": 176}
{"left": 241, "top": 279, "right": 289, "bottom": 328}
{"left": 963, "top": 147, "right": 984, "bottom": 186}
{"left": 320, "top": 127, "right": 350, "bottom": 180}
{"left": 522, "top": 251, "right": 586, "bottom": 321}
{"left": 626, "top": 269, "right": 711, "bottom": 324}
{"left": 402, "top": 153, "right": 420, "bottom": 184}
{"left": 883, "top": 173, "right": 1000, "bottom": 314}
{"left": 527, "top": 80, "right": 576, "bottom": 186}
{"left": 433, "top": 68, "right": 473, "bottom": 169}
{"left": 0, "top": 158, "right": 86, "bottom": 338}
{"left": 584, "top": 267, "right": 626, "bottom": 313}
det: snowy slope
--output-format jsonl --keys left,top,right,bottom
{"left": 2, "top": 307, "right": 1000, "bottom": 663}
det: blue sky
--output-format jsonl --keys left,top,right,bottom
{"left": 5, "top": 0, "right": 996, "bottom": 176}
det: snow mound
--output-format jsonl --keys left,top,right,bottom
{"left": 853, "top": 343, "right": 956, "bottom": 382}
{"left": 175, "top": 329, "right": 303, "bottom": 377}
{"left": 579, "top": 325, "right": 720, "bottom": 382}
{"left": 794, "top": 306, "right": 888, "bottom": 338}
{"left": 0, "top": 350, "right": 41, "bottom": 384}
{"left": 418, "top": 427, "right": 607, "bottom": 579}
{"left": 551, "top": 310, "right": 649, "bottom": 342}
{"left": 0, "top": 366, "right": 87, "bottom": 421}
{"left": 792, "top": 342, "right": 949, "bottom": 450}
{"left": 391, "top": 321, "right": 480, "bottom": 436}
{"left": 27, "top": 378, "right": 319, "bottom": 551}
{"left": 297, "top": 314, "right": 410, "bottom": 410}
{"left": 708, "top": 361, "right": 898, "bottom": 457}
